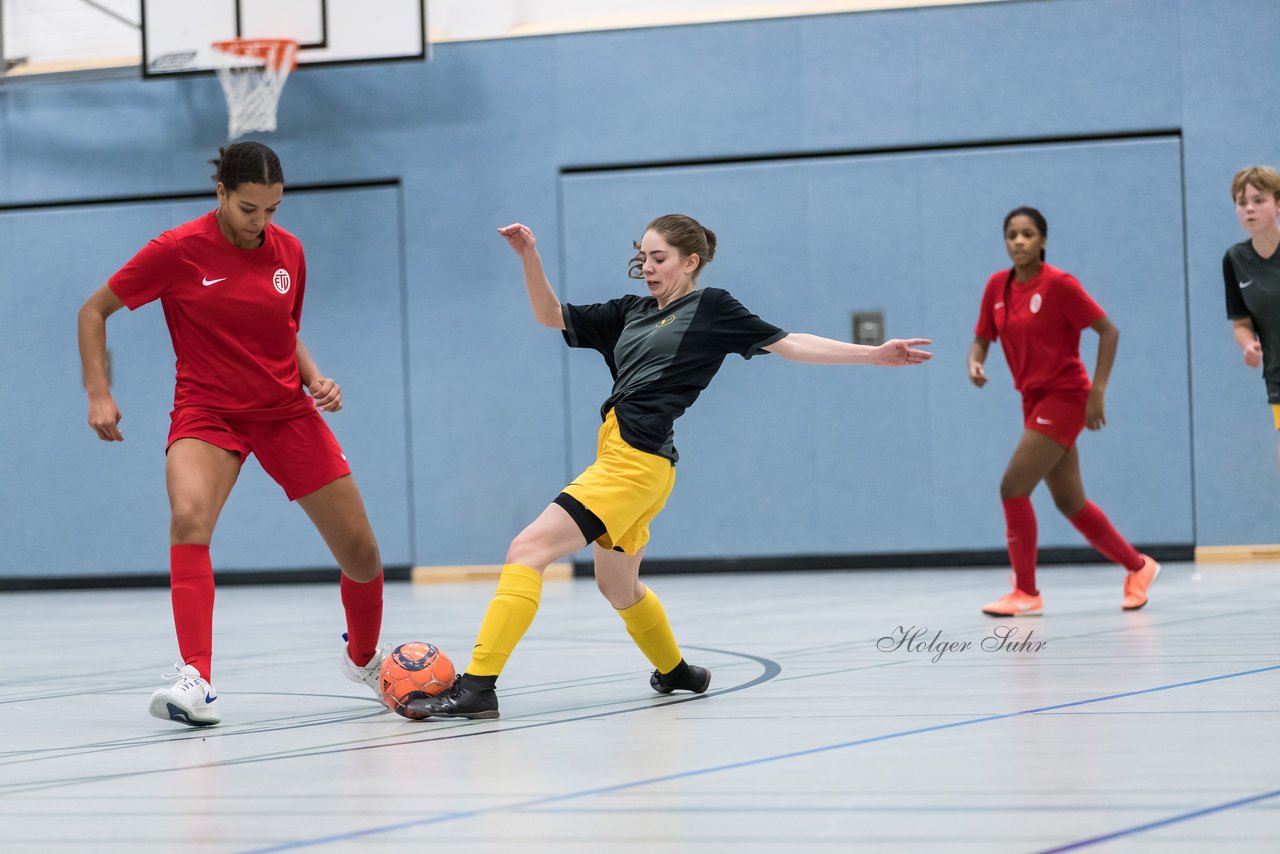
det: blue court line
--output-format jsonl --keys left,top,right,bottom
{"left": 1035, "top": 786, "right": 1280, "bottom": 852}
{"left": 522, "top": 804, "right": 1202, "bottom": 814}
{"left": 243, "top": 662, "right": 1280, "bottom": 853}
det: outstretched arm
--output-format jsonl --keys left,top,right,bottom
{"left": 296, "top": 337, "right": 342, "bottom": 412}
{"left": 77, "top": 284, "right": 126, "bottom": 441}
{"left": 1085, "top": 314, "right": 1119, "bottom": 430}
{"left": 764, "top": 333, "right": 932, "bottom": 366}
{"left": 497, "top": 223, "right": 566, "bottom": 330}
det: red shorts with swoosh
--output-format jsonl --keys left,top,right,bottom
{"left": 167, "top": 406, "right": 351, "bottom": 501}
{"left": 1021, "top": 389, "right": 1089, "bottom": 449}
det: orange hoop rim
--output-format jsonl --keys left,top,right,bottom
{"left": 211, "top": 38, "right": 299, "bottom": 71}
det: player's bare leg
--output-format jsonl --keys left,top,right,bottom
{"left": 1043, "top": 444, "right": 1086, "bottom": 517}
{"left": 150, "top": 439, "right": 241, "bottom": 726}
{"left": 1046, "top": 445, "right": 1158, "bottom": 608}
{"left": 410, "top": 505, "right": 588, "bottom": 720}
{"left": 999, "top": 429, "right": 1070, "bottom": 501}
{"left": 595, "top": 546, "right": 710, "bottom": 694}
{"left": 506, "top": 503, "right": 592, "bottom": 572}
{"left": 298, "top": 475, "right": 387, "bottom": 694}
{"left": 983, "top": 430, "right": 1069, "bottom": 616}
{"left": 297, "top": 474, "right": 381, "bottom": 583}
{"left": 593, "top": 543, "right": 645, "bottom": 609}
{"left": 166, "top": 438, "right": 241, "bottom": 546}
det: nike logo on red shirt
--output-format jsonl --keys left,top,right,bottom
{"left": 202, "top": 276, "right": 227, "bottom": 287}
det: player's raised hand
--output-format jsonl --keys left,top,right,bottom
{"left": 873, "top": 338, "right": 933, "bottom": 367}
{"left": 497, "top": 223, "right": 538, "bottom": 258}
{"left": 310, "top": 377, "right": 342, "bottom": 412}
{"left": 87, "top": 394, "right": 124, "bottom": 441}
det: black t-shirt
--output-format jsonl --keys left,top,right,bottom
{"left": 562, "top": 287, "right": 786, "bottom": 462}
{"left": 1224, "top": 239, "right": 1280, "bottom": 398}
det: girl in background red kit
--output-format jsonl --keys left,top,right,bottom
{"left": 968, "top": 206, "right": 1159, "bottom": 617}
{"left": 77, "top": 141, "right": 386, "bottom": 727}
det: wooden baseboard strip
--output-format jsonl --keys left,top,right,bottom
{"left": 1194, "top": 545, "right": 1280, "bottom": 563}
{"left": 411, "top": 563, "right": 573, "bottom": 583}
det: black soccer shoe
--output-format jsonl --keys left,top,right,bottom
{"left": 406, "top": 673, "right": 500, "bottom": 720}
{"left": 650, "top": 659, "right": 711, "bottom": 695}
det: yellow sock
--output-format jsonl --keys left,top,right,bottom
{"left": 466, "top": 564, "right": 543, "bottom": 677}
{"left": 617, "top": 587, "right": 683, "bottom": 673}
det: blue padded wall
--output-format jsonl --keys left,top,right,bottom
{"left": 560, "top": 137, "right": 1190, "bottom": 558}
{"left": 0, "top": 187, "right": 412, "bottom": 575}
{"left": 2, "top": 0, "right": 1278, "bottom": 576}
{"left": 1180, "top": 0, "right": 1280, "bottom": 546}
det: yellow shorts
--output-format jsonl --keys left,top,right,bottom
{"left": 562, "top": 410, "right": 676, "bottom": 556}
{"left": 1272, "top": 404, "right": 1280, "bottom": 430}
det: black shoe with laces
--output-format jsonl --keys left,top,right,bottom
{"left": 650, "top": 659, "right": 711, "bottom": 695}
{"left": 406, "top": 673, "right": 500, "bottom": 720}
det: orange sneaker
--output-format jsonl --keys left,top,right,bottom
{"left": 1122, "top": 554, "right": 1161, "bottom": 610}
{"left": 982, "top": 588, "right": 1043, "bottom": 617}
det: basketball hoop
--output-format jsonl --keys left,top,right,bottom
{"left": 211, "top": 38, "right": 299, "bottom": 140}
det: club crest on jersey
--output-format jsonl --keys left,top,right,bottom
{"left": 273, "top": 268, "right": 292, "bottom": 294}
{"left": 1029, "top": 293, "right": 1042, "bottom": 314}
{"left": 656, "top": 314, "right": 676, "bottom": 328}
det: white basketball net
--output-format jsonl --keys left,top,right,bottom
{"left": 212, "top": 39, "right": 299, "bottom": 140}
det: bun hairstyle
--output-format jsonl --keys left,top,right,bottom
{"left": 209, "top": 140, "right": 284, "bottom": 190}
{"left": 1003, "top": 206, "right": 1048, "bottom": 262}
{"left": 628, "top": 214, "right": 717, "bottom": 280}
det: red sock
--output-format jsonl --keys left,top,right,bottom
{"left": 1002, "top": 497, "right": 1039, "bottom": 595}
{"left": 1069, "top": 501, "right": 1144, "bottom": 571}
{"left": 341, "top": 573, "right": 384, "bottom": 666}
{"left": 169, "top": 544, "right": 215, "bottom": 681}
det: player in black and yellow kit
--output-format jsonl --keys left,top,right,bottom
{"left": 411, "top": 214, "right": 932, "bottom": 719}
{"left": 1223, "top": 166, "right": 1280, "bottom": 462}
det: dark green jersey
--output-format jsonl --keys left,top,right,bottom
{"left": 562, "top": 287, "right": 786, "bottom": 462}
{"left": 1224, "top": 240, "right": 1280, "bottom": 397}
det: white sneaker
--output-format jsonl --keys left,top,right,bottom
{"left": 148, "top": 663, "right": 221, "bottom": 727}
{"left": 340, "top": 633, "right": 388, "bottom": 698}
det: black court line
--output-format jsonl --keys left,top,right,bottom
{"left": 238, "top": 663, "right": 1280, "bottom": 853}
{"left": 0, "top": 180, "right": 400, "bottom": 214}
{"left": 0, "top": 645, "right": 779, "bottom": 795}
{"left": 6, "top": 586, "right": 1266, "bottom": 768}
{"left": 559, "top": 129, "right": 1182, "bottom": 175}
{"left": 0, "top": 694, "right": 388, "bottom": 766}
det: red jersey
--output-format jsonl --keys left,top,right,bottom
{"left": 109, "top": 211, "right": 312, "bottom": 417}
{"left": 974, "top": 263, "right": 1105, "bottom": 393}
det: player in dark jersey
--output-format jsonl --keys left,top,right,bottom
{"left": 409, "top": 214, "right": 932, "bottom": 720}
{"left": 76, "top": 142, "right": 387, "bottom": 726}
{"left": 968, "top": 207, "right": 1159, "bottom": 618}
{"left": 1222, "top": 165, "right": 1280, "bottom": 461}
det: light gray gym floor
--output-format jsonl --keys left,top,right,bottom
{"left": 1, "top": 561, "right": 1277, "bottom": 853}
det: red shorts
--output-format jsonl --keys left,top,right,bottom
{"left": 167, "top": 407, "right": 351, "bottom": 501}
{"left": 1021, "top": 389, "right": 1089, "bottom": 449}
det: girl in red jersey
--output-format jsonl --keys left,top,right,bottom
{"left": 76, "top": 142, "right": 386, "bottom": 727}
{"left": 968, "top": 206, "right": 1159, "bottom": 617}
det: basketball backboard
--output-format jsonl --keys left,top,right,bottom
{"left": 141, "top": 0, "right": 427, "bottom": 77}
